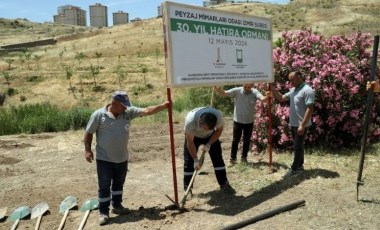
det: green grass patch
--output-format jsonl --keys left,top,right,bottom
{"left": 0, "top": 103, "right": 92, "bottom": 135}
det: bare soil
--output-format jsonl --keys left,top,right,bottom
{"left": 1, "top": 119, "right": 380, "bottom": 230}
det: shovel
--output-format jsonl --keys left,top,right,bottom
{"left": 0, "top": 207, "right": 7, "bottom": 220}
{"left": 10, "top": 205, "right": 30, "bottom": 230}
{"left": 179, "top": 146, "right": 207, "bottom": 208}
{"left": 58, "top": 196, "right": 77, "bottom": 230}
{"left": 78, "top": 198, "right": 99, "bottom": 230}
{"left": 31, "top": 202, "right": 49, "bottom": 230}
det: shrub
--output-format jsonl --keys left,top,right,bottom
{"left": 252, "top": 29, "right": 380, "bottom": 150}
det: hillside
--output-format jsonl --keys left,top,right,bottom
{"left": 0, "top": 0, "right": 380, "bottom": 110}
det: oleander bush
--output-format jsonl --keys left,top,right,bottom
{"left": 252, "top": 28, "right": 380, "bottom": 151}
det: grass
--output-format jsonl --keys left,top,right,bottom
{"left": 0, "top": 103, "right": 92, "bottom": 135}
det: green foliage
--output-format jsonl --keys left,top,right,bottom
{"left": 7, "top": 88, "right": 16, "bottom": 96}
{"left": 273, "top": 37, "right": 283, "bottom": 48}
{"left": 0, "top": 103, "right": 93, "bottom": 135}
{"left": 89, "top": 64, "right": 100, "bottom": 87}
{"left": 131, "top": 84, "right": 149, "bottom": 96}
{"left": 26, "top": 75, "right": 43, "bottom": 82}
{"left": 113, "top": 64, "right": 127, "bottom": 89}
{"left": 174, "top": 87, "right": 234, "bottom": 115}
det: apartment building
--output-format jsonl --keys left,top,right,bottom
{"left": 54, "top": 5, "right": 86, "bottom": 26}
{"left": 90, "top": 3, "right": 108, "bottom": 27}
{"left": 113, "top": 11, "right": 129, "bottom": 25}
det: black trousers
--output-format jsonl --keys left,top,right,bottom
{"left": 183, "top": 136, "right": 227, "bottom": 190}
{"left": 230, "top": 121, "right": 253, "bottom": 160}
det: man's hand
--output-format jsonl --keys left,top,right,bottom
{"left": 297, "top": 126, "right": 305, "bottom": 136}
{"left": 193, "top": 159, "right": 200, "bottom": 170}
{"left": 85, "top": 151, "right": 94, "bottom": 163}
{"left": 203, "top": 143, "right": 211, "bottom": 152}
{"left": 367, "top": 81, "right": 379, "bottom": 92}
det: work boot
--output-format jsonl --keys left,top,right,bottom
{"left": 98, "top": 213, "right": 109, "bottom": 226}
{"left": 229, "top": 158, "right": 237, "bottom": 166}
{"left": 282, "top": 168, "right": 302, "bottom": 178}
{"left": 220, "top": 182, "right": 236, "bottom": 194}
{"left": 112, "top": 204, "right": 130, "bottom": 215}
{"left": 241, "top": 157, "right": 248, "bottom": 164}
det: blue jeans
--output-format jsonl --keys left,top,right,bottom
{"left": 230, "top": 121, "right": 253, "bottom": 160}
{"left": 290, "top": 127, "right": 308, "bottom": 171}
{"left": 96, "top": 160, "right": 128, "bottom": 215}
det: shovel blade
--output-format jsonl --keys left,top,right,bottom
{"left": 31, "top": 202, "right": 49, "bottom": 219}
{"left": 80, "top": 198, "right": 99, "bottom": 212}
{"left": 10, "top": 206, "right": 30, "bottom": 221}
{"left": 0, "top": 207, "right": 7, "bottom": 220}
{"left": 59, "top": 196, "right": 77, "bottom": 213}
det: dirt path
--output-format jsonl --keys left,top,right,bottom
{"left": 1, "top": 120, "right": 380, "bottom": 229}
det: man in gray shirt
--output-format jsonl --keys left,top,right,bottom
{"left": 214, "top": 84, "right": 269, "bottom": 164}
{"left": 183, "top": 107, "right": 235, "bottom": 195}
{"left": 84, "top": 91, "right": 169, "bottom": 225}
{"left": 271, "top": 71, "right": 315, "bottom": 178}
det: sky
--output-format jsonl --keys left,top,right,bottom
{"left": 0, "top": 0, "right": 288, "bottom": 26}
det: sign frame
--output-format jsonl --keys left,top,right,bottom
{"left": 162, "top": 1, "right": 273, "bottom": 88}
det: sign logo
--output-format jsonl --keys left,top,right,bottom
{"left": 213, "top": 47, "right": 225, "bottom": 68}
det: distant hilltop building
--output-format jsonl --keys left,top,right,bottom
{"left": 203, "top": 0, "right": 226, "bottom": 6}
{"left": 113, "top": 11, "right": 129, "bottom": 25}
{"left": 54, "top": 5, "right": 86, "bottom": 26}
{"left": 157, "top": 5, "right": 162, "bottom": 18}
{"left": 90, "top": 3, "right": 108, "bottom": 27}
{"left": 130, "top": 18, "right": 142, "bottom": 23}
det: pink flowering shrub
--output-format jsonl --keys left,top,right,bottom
{"left": 252, "top": 29, "right": 380, "bottom": 150}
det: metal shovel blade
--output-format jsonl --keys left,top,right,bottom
{"left": 59, "top": 196, "right": 77, "bottom": 213}
{"left": 0, "top": 207, "right": 7, "bottom": 220}
{"left": 80, "top": 198, "right": 99, "bottom": 212}
{"left": 10, "top": 206, "right": 30, "bottom": 221}
{"left": 31, "top": 202, "right": 49, "bottom": 219}
{"left": 78, "top": 198, "right": 99, "bottom": 230}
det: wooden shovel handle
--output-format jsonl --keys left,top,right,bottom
{"left": 58, "top": 210, "right": 69, "bottom": 230}
{"left": 10, "top": 219, "right": 20, "bottom": 230}
{"left": 78, "top": 210, "right": 90, "bottom": 230}
{"left": 179, "top": 169, "right": 198, "bottom": 206}
{"left": 35, "top": 215, "right": 42, "bottom": 230}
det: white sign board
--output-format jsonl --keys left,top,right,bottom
{"left": 162, "top": 1, "right": 273, "bottom": 88}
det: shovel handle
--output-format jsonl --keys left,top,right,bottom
{"left": 34, "top": 215, "right": 42, "bottom": 230}
{"left": 11, "top": 219, "right": 20, "bottom": 230}
{"left": 78, "top": 210, "right": 90, "bottom": 230}
{"left": 179, "top": 169, "right": 198, "bottom": 206}
{"left": 58, "top": 210, "right": 69, "bottom": 230}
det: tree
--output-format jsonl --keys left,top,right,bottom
{"left": 75, "top": 52, "right": 87, "bottom": 70}
{"left": 141, "top": 64, "right": 148, "bottom": 86}
{"left": 64, "top": 65, "right": 75, "bottom": 98}
{"left": 89, "top": 64, "right": 100, "bottom": 88}
{"left": 113, "top": 64, "right": 127, "bottom": 89}
{"left": 155, "top": 48, "right": 160, "bottom": 64}
{"left": 94, "top": 52, "right": 102, "bottom": 68}
{"left": 33, "top": 55, "right": 42, "bottom": 70}
{"left": 24, "top": 52, "right": 32, "bottom": 70}
{"left": 18, "top": 54, "right": 25, "bottom": 69}
{"left": 5, "top": 59, "right": 15, "bottom": 70}
{"left": 59, "top": 50, "right": 65, "bottom": 67}
{"left": 2, "top": 72, "right": 11, "bottom": 90}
